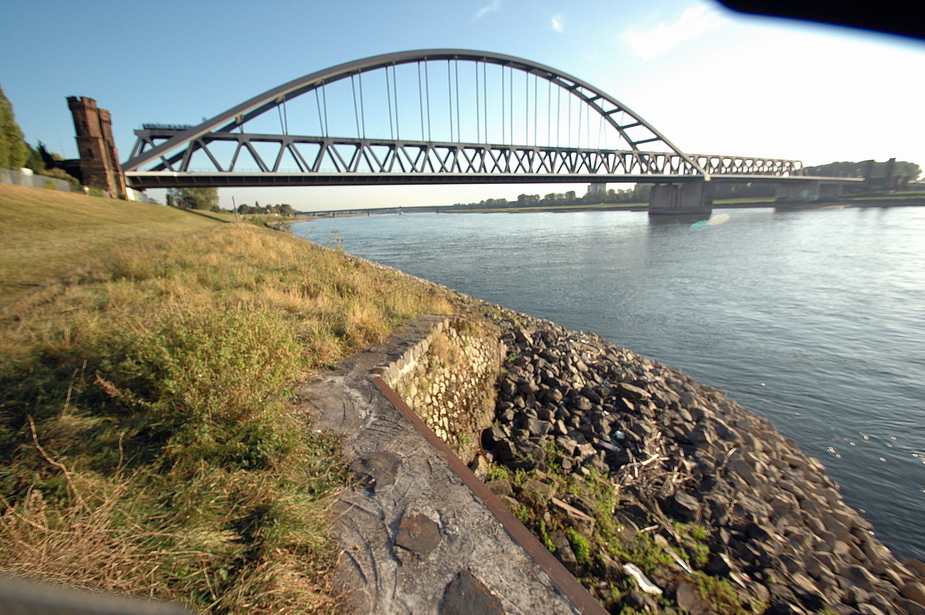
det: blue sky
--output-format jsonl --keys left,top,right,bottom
{"left": 2, "top": 0, "right": 924, "bottom": 209}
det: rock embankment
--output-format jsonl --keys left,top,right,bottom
{"left": 478, "top": 317, "right": 925, "bottom": 615}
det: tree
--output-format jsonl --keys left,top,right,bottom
{"left": 168, "top": 187, "right": 219, "bottom": 210}
{"left": 0, "top": 84, "right": 29, "bottom": 170}
{"left": 23, "top": 143, "right": 45, "bottom": 174}
{"left": 805, "top": 160, "right": 922, "bottom": 181}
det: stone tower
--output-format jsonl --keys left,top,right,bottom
{"left": 67, "top": 96, "right": 126, "bottom": 198}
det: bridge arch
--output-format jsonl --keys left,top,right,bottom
{"left": 123, "top": 50, "right": 801, "bottom": 188}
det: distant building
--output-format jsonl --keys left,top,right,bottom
{"left": 587, "top": 182, "right": 607, "bottom": 195}
{"left": 67, "top": 96, "right": 126, "bottom": 198}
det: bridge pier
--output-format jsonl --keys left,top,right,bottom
{"left": 776, "top": 180, "right": 820, "bottom": 202}
{"left": 775, "top": 180, "right": 845, "bottom": 202}
{"left": 648, "top": 180, "right": 713, "bottom": 216}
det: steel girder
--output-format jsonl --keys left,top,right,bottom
{"left": 124, "top": 132, "right": 803, "bottom": 188}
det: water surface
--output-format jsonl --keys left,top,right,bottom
{"left": 293, "top": 206, "right": 925, "bottom": 560}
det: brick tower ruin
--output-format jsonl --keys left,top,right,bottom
{"left": 67, "top": 96, "right": 126, "bottom": 198}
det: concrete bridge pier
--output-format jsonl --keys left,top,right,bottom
{"left": 648, "top": 180, "right": 713, "bottom": 215}
{"left": 775, "top": 180, "right": 845, "bottom": 202}
{"left": 776, "top": 180, "right": 820, "bottom": 202}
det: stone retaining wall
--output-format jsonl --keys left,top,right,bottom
{"left": 0, "top": 167, "right": 75, "bottom": 192}
{"left": 383, "top": 316, "right": 503, "bottom": 464}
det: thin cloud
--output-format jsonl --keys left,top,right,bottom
{"left": 551, "top": 14, "right": 565, "bottom": 32}
{"left": 475, "top": 0, "right": 500, "bottom": 19}
{"left": 623, "top": 4, "right": 728, "bottom": 61}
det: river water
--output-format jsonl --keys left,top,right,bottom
{"left": 292, "top": 206, "right": 925, "bottom": 561}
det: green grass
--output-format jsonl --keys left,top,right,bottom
{"left": 0, "top": 184, "right": 453, "bottom": 613}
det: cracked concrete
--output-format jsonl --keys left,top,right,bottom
{"left": 296, "top": 316, "right": 598, "bottom": 614}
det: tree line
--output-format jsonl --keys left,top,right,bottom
{"left": 451, "top": 184, "right": 653, "bottom": 210}
{"left": 804, "top": 160, "right": 921, "bottom": 181}
{"left": 449, "top": 158, "right": 923, "bottom": 210}
{"left": 165, "top": 188, "right": 295, "bottom": 217}
{"left": 0, "top": 84, "right": 79, "bottom": 186}
{"left": 236, "top": 201, "right": 294, "bottom": 216}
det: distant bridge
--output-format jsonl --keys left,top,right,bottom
{"left": 122, "top": 50, "right": 806, "bottom": 196}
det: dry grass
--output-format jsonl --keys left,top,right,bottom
{"left": 0, "top": 184, "right": 218, "bottom": 305}
{"left": 0, "top": 185, "right": 454, "bottom": 612}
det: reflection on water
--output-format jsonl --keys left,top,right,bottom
{"left": 293, "top": 206, "right": 925, "bottom": 560}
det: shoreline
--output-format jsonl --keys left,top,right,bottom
{"left": 317, "top": 240, "right": 925, "bottom": 612}
{"left": 473, "top": 310, "right": 925, "bottom": 613}
{"left": 295, "top": 195, "right": 925, "bottom": 218}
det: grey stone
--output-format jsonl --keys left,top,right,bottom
{"left": 525, "top": 418, "right": 552, "bottom": 437}
{"left": 395, "top": 513, "right": 441, "bottom": 555}
{"left": 440, "top": 570, "right": 505, "bottom": 615}
{"left": 664, "top": 490, "right": 702, "bottom": 522}
{"left": 675, "top": 581, "right": 706, "bottom": 615}
{"left": 624, "top": 590, "right": 657, "bottom": 612}
{"left": 764, "top": 601, "right": 798, "bottom": 615}
{"left": 705, "top": 553, "right": 733, "bottom": 576}
{"left": 350, "top": 451, "right": 401, "bottom": 493}
{"left": 821, "top": 512, "right": 854, "bottom": 544}
{"left": 900, "top": 582, "right": 925, "bottom": 607}
{"left": 844, "top": 565, "right": 880, "bottom": 593}
{"left": 496, "top": 494, "right": 521, "bottom": 511}
{"left": 551, "top": 531, "right": 579, "bottom": 574}
{"left": 803, "top": 553, "right": 824, "bottom": 580}
{"left": 898, "top": 598, "right": 925, "bottom": 615}
{"left": 685, "top": 425, "right": 715, "bottom": 447}
{"left": 906, "top": 559, "right": 925, "bottom": 579}
{"left": 856, "top": 604, "right": 887, "bottom": 615}
{"left": 842, "top": 584, "right": 873, "bottom": 607}
{"left": 544, "top": 388, "right": 564, "bottom": 403}
{"left": 493, "top": 438, "right": 516, "bottom": 462}
{"left": 483, "top": 424, "right": 508, "bottom": 446}
{"left": 485, "top": 479, "right": 513, "bottom": 498}
{"left": 617, "top": 382, "right": 651, "bottom": 399}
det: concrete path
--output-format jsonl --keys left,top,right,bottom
{"left": 295, "top": 316, "right": 602, "bottom": 615}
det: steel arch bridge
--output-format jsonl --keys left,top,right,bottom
{"left": 122, "top": 49, "right": 803, "bottom": 189}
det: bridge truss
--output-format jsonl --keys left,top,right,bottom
{"left": 123, "top": 50, "right": 803, "bottom": 188}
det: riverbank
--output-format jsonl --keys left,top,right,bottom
{"left": 289, "top": 233, "right": 925, "bottom": 613}
{"left": 297, "top": 193, "right": 925, "bottom": 220}
{"left": 5, "top": 183, "right": 925, "bottom": 613}
{"left": 476, "top": 312, "right": 925, "bottom": 614}
{"left": 0, "top": 183, "right": 453, "bottom": 613}
{"left": 295, "top": 204, "right": 925, "bottom": 566}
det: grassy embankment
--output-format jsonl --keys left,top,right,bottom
{"left": 0, "top": 183, "right": 452, "bottom": 612}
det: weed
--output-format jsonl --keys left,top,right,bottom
{"left": 539, "top": 519, "right": 555, "bottom": 553}
{"left": 511, "top": 503, "right": 531, "bottom": 525}
{"left": 567, "top": 528, "right": 591, "bottom": 564}
{"left": 485, "top": 464, "right": 510, "bottom": 482}
{"left": 694, "top": 572, "right": 745, "bottom": 615}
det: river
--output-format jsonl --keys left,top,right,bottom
{"left": 292, "top": 205, "right": 925, "bottom": 561}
